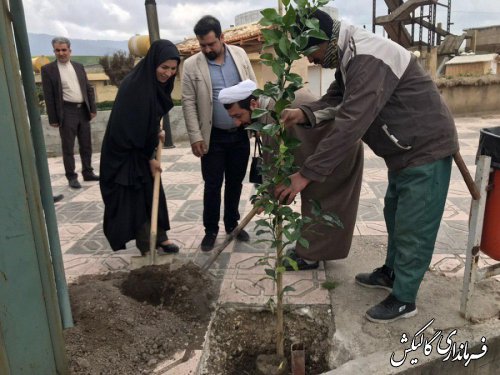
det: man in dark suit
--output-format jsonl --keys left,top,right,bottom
{"left": 41, "top": 36, "right": 99, "bottom": 189}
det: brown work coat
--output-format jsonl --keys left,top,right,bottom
{"left": 261, "top": 89, "right": 363, "bottom": 261}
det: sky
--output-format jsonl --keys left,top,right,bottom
{"left": 23, "top": 0, "right": 500, "bottom": 42}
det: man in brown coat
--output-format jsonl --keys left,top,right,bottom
{"left": 41, "top": 37, "right": 99, "bottom": 189}
{"left": 218, "top": 80, "right": 363, "bottom": 270}
{"left": 278, "top": 10, "right": 458, "bottom": 323}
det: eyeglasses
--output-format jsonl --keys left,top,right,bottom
{"left": 54, "top": 49, "right": 68, "bottom": 52}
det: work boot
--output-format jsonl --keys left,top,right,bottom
{"left": 355, "top": 265, "right": 394, "bottom": 291}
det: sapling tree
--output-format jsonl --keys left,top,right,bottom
{"left": 249, "top": 0, "right": 340, "bottom": 361}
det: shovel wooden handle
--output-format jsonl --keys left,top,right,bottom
{"left": 201, "top": 206, "right": 260, "bottom": 271}
{"left": 148, "top": 120, "right": 165, "bottom": 265}
{"left": 453, "top": 151, "right": 481, "bottom": 201}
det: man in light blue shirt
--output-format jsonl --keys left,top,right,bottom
{"left": 182, "top": 15, "right": 257, "bottom": 251}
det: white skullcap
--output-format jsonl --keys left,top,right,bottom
{"left": 218, "top": 79, "right": 257, "bottom": 104}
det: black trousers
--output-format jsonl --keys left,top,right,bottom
{"left": 201, "top": 127, "right": 250, "bottom": 234}
{"left": 59, "top": 102, "right": 94, "bottom": 181}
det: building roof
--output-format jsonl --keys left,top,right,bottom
{"left": 176, "top": 22, "right": 266, "bottom": 57}
{"left": 445, "top": 53, "right": 499, "bottom": 65}
{"left": 436, "top": 34, "right": 467, "bottom": 56}
{"left": 464, "top": 25, "right": 500, "bottom": 32}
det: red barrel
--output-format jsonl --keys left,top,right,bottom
{"left": 481, "top": 169, "right": 500, "bottom": 260}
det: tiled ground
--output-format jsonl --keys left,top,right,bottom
{"left": 50, "top": 115, "right": 500, "bottom": 372}
{"left": 51, "top": 115, "right": 500, "bottom": 282}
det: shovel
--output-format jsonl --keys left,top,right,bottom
{"left": 147, "top": 126, "right": 165, "bottom": 266}
{"left": 454, "top": 151, "right": 480, "bottom": 200}
{"left": 130, "top": 120, "right": 171, "bottom": 269}
{"left": 200, "top": 206, "right": 259, "bottom": 271}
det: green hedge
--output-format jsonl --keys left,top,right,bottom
{"left": 96, "top": 101, "right": 114, "bottom": 111}
{"left": 95, "top": 99, "right": 181, "bottom": 112}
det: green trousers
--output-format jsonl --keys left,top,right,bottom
{"left": 384, "top": 156, "right": 452, "bottom": 303}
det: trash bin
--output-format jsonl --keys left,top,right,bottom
{"left": 478, "top": 127, "right": 500, "bottom": 260}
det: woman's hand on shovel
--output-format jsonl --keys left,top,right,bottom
{"left": 158, "top": 130, "right": 166, "bottom": 144}
{"left": 149, "top": 159, "right": 162, "bottom": 177}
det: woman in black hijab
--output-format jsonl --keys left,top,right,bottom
{"left": 100, "top": 39, "right": 180, "bottom": 255}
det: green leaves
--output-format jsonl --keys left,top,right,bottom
{"left": 271, "top": 60, "right": 285, "bottom": 78}
{"left": 305, "top": 17, "right": 320, "bottom": 31}
{"left": 304, "top": 28, "right": 329, "bottom": 41}
{"left": 279, "top": 285, "right": 296, "bottom": 299}
{"left": 259, "top": 8, "right": 281, "bottom": 26}
{"left": 260, "top": 53, "right": 274, "bottom": 61}
{"left": 245, "top": 122, "right": 264, "bottom": 132}
{"left": 282, "top": 6, "right": 297, "bottom": 27}
{"left": 261, "top": 29, "right": 283, "bottom": 45}
{"left": 301, "top": 45, "right": 320, "bottom": 56}
{"left": 286, "top": 72, "right": 303, "bottom": 86}
{"left": 251, "top": 108, "right": 269, "bottom": 120}
{"left": 278, "top": 37, "right": 291, "bottom": 56}
{"left": 297, "top": 237, "right": 310, "bottom": 248}
{"left": 274, "top": 98, "right": 291, "bottom": 116}
{"left": 265, "top": 268, "right": 276, "bottom": 279}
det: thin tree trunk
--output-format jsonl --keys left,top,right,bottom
{"left": 276, "top": 216, "right": 285, "bottom": 357}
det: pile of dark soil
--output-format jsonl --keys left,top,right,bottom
{"left": 64, "top": 262, "right": 218, "bottom": 374}
{"left": 201, "top": 306, "right": 333, "bottom": 375}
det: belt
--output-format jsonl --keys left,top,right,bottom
{"left": 212, "top": 126, "right": 241, "bottom": 133}
{"left": 63, "top": 101, "right": 84, "bottom": 108}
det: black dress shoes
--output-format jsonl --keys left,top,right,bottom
{"left": 83, "top": 172, "right": 100, "bottom": 181}
{"left": 236, "top": 229, "right": 250, "bottom": 242}
{"left": 201, "top": 232, "right": 217, "bottom": 252}
{"left": 53, "top": 194, "right": 64, "bottom": 203}
{"left": 68, "top": 179, "right": 82, "bottom": 189}
{"left": 226, "top": 228, "right": 250, "bottom": 242}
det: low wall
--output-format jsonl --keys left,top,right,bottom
{"left": 42, "top": 107, "right": 189, "bottom": 157}
{"left": 42, "top": 79, "right": 500, "bottom": 156}
{"left": 437, "top": 76, "right": 500, "bottom": 116}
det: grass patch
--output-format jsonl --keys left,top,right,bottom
{"left": 96, "top": 101, "right": 114, "bottom": 111}
{"left": 321, "top": 281, "right": 338, "bottom": 290}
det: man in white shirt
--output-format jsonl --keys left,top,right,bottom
{"left": 41, "top": 37, "right": 98, "bottom": 189}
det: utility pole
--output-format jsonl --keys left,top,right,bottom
{"left": 145, "top": 0, "right": 160, "bottom": 42}
{"left": 144, "top": 0, "right": 175, "bottom": 148}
